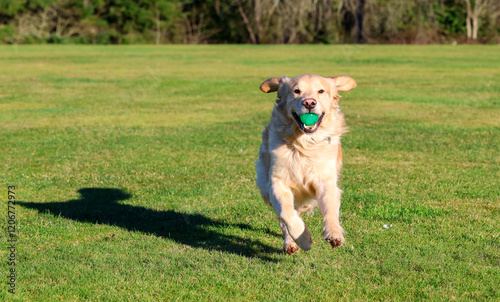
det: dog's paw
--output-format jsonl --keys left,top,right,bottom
{"left": 283, "top": 243, "right": 300, "bottom": 255}
{"left": 325, "top": 233, "right": 345, "bottom": 248}
{"left": 295, "top": 228, "right": 312, "bottom": 251}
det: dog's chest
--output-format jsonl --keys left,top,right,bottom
{"left": 272, "top": 140, "right": 339, "bottom": 187}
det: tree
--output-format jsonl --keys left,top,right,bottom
{"left": 234, "top": 0, "right": 278, "bottom": 44}
{"left": 464, "top": 0, "right": 493, "bottom": 40}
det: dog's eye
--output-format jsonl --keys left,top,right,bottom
{"left": 318, "top": 89, "right": 325, "bottom": 94}
{"left": 293, "top": 89, "right": 301, "bottom": 94}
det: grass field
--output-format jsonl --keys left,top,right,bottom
{"left": 1, "top": 44, "right": 499, "bottom": 301}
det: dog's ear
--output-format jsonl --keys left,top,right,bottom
{"left": 260, "top": 76, "right": 290, "bottom": 93}
{"left": 329, "top": 75, "right": 357, "bottom": 92}
{"left": 260, "top": 77, "right": 281, "bottom": 93}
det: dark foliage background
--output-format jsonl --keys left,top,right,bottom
{"left": 0, "top": 0, "right": 499, "bottom": 44}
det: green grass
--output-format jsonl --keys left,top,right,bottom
{"left": 1, "top": 44, "right": 499, "bottom": 301}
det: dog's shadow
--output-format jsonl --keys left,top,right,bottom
{"left": 19, "top": 188, "right": 280, "bottom": 261}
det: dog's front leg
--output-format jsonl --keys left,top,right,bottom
{"left": 318, "top": 184, "right": 345, "bottom": 248}
{"left": 270, "top": 181, "right": 312, "bottom": 251}
{"left": 279, "top": 219, "right": 299, "bottom": 254}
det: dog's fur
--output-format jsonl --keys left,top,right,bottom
{"left": 256, "top": 74, "right": 356, "bottom": 254}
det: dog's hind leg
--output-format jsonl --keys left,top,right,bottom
{"left": 280, "top": 219, "right": 299, "bottom": 255}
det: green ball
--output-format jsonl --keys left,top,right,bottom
{"left": 299, "top": 113, "right": 319, "bottom": 126}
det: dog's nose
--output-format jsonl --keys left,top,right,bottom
{"left": 302, "top": 98, "right": 317, "bottom": 110}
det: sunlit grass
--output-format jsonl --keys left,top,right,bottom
{"left": 0, "top": 45, "right": 499, "bottom": 301}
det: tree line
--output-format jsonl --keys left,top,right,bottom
{"left": 0, "top": 0, "right": 499, "bottom": 44}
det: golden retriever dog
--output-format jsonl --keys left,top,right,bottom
{"left": 256, "top": 74, "right": 357, "bottom": 254}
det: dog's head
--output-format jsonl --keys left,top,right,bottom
{"left": 260, "top": 74, "right": 356, "bottom": 134}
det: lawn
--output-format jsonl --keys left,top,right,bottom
{"left": 0, "top": 44, "right": 499, "bottom": 301}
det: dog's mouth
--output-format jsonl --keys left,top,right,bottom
{"left": 292, "top": 112, "right": 325, "bottom": 134}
